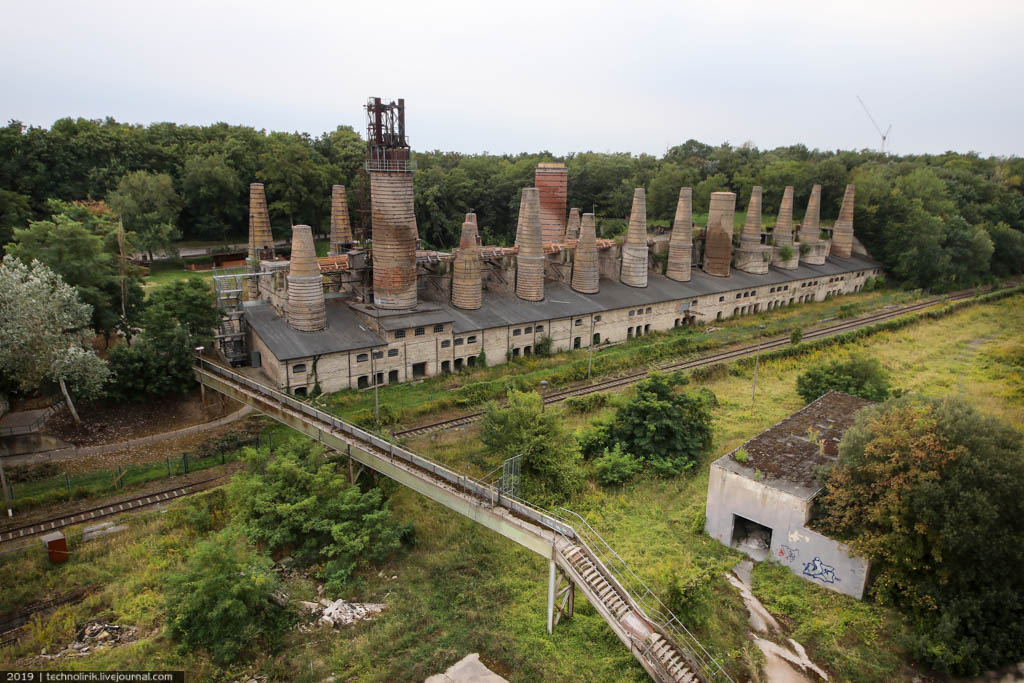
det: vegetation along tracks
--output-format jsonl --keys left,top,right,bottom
{"left": 0, "top": 476, "right": 225, "bottom": 547}
{"left": 394, "top": 290, "right": 978, "bottom": 439}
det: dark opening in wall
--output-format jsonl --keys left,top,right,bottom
{"left": 441, "top": 360, "right": 450, "bottom": 373}
{"left": 358, "top": 375, "right": 369, "bottom": 389}
{"left": 388, "top": 370, "right": 399, "bottom": 383}
{"left": 731, "top": 514, "right": 773, "bottom": 562}
{"left": 294, "top": 387, "right": 307, "bottom": 397}
{"left": 573, "top": 337, "right": 581, "bottom": 349}
{"left": 412, "top": 362, "right": 426, "bottom": 378}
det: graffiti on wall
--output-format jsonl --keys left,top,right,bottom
{"left": 802, "top": 556, "right": 839, "bottom": 584}
{"left": 778, "top": 545, "right": 799, "bottom": 563}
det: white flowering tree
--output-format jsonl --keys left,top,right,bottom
{"left": 0, "top": 256, "right": 109, "bottom": 422}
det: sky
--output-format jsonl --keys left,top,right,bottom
{"left": 2, "top": 0, "right": 1022, "bottom": 157}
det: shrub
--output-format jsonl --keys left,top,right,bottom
{"left": 790, "top": 328, "right": 802, "bottom": 345}
{"left": 594, "top": 444, "right": 642, "bottom": 486}
{"left": 575, "top": 415, "right": 614, "bottom": 459}
{"left": 564, "top": 392, "right": 608, "bottom": 414}
{"left": 796, "top": 354, "right": 890, "bottom": 404}
{"left": 534, "top": 335, "right": 553, "bottom": 356}
{"left": 778, "top": 244, "right": 794, "bottom": 261}
{"left": 734, "top": 447, "right": 748, "bottom": 463}
{"left": 229, "top": 440, "right": 410, "bottom": 592}
{"left": 165, "top": 530, "right": 288, "bottom": 665}
{"left": 817, "top": 396, "right": 1024, "bottom": 675}
{"left": 799, "top": 242, "right": 811, "bottom": 256}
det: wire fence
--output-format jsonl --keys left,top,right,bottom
{"left": 1, "top": 434, "right": 266, "bottom": 513}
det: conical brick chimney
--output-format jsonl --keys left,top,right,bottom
{"left": 620, "top": 188, "right": 648, "bottom": 288}
{"left": 702, "top": 191, "right": 735, "bottom": 277}
{"left": 666, "top": 187, "right": 693, "bottom": 282}
{"left": 451, "top": 220, "right": 482, "bottom": 310}
{"left": 565, "top": 208, "right": 581, "bottom": 241}
{"left": 286, "top": 225, "right": 326, "bottom": 332}
{"left": 734, "top": 187, "right": 769, "bottom": 274}
{"left": 831, "top": 184, "right": 855, "bottom": 258}
{"left": 799, "top": 184, "right": 827, "bottom": 265}
{"left": 515, "top": 188, "right": 544, "bottom": 301}
{"left": 571, "top": 212, "right": 600, "bottom": 294}
{"left": 329, "top": 185, "right": 352, "bottom": 253}
{"left": 247, "top": 183, "right": 274, "bottom": 300}
{"left": 774, "top": 186, "right": 795, "bottom": 247}
{"left": 465, "top": 212, "right": 481, "bottom": 246}
{"left": 741, "top": 187, "right": 762, "bottom": 246}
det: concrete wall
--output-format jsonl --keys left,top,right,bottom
{"left": 705, "top": 464, "right": 870, "bottom": 599}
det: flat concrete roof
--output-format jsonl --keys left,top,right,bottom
{"left": 245, "top": 293, "right": 386, "bottom": 361}
{"left": 713, "top": 392, "right": 874, "bottom": 500}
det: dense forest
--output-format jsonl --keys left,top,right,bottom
{"left": 2, "top": 117, "right": 1023, "bottom": 290}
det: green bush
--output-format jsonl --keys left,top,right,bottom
{"left": 594, "top": 444, "right": 642, "bottom": 486}
{"left": 575, "top": 415, "right": 614, "bottom": 460}
{"left": 165, "top": 530, "right": 288, "bottom": 665}
{"left": 534, "top": 335, "right": 553, "bottom": 356}
{"left": 778, "top": 244, "right": 794, "bottom": 261}
{"left": 564, "top": 392, "right": 608, "bottom": 414}
{"left": 796, "top": 354, "right": 891, "bottom": 404}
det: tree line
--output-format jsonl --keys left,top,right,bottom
{"left": 2, "top": 117, "right": 1023, "bottom": 290}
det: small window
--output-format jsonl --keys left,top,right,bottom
{"left": 736, "top": 293, "right": 742, "bottom": 299}
{"left": 692, "top": 300, "right": 697, "bottom": 306}
{"left": 629, "top": 310, "right": 635, "bottom": 317}
{"left": 388, "top": 349, "right": 399, "bottom": 357}
{"left": 719, "top": 296, "right": 725, "bottom": 302}
{"left": 441, "top": 340, "right": 451, "bottom": 348}
{"left": 467, "top": 335, "right": 477, "bottom": 343}
{"left": 356, "top": 353, "right": 368, "bottom": 363}
{"left": 415, "top": 327, "right": 425, "bottom": 336}
{"left": 513, "top": 328, "right": 522, "bottom": 336}
{"left": 536, "top": 325, "right": 544, "bottom": 332}
{"left": 292, "top": 363, "right": 306, "bottom": 373}
{"left": 574, "top": 319, "right": 582, "bottom": 326}
{"left": 750, "top": 291, "right": 756, "bottom": 296}
{"left": 395, "top": 329, "right": 406, "bottom": 339}
{"left": 373, "top": 350, "right": 384, "bottom": 359}
{"left": 770, "top": 287, "right": 775, "bottom": 293}
{"left": 525, "top": 326, "right": 533, "bottom": 333}
{"left": 454, "top": 337, "right": 464, "bottom": 346}
{"left": 645, "top": 307, "right": 651, "bottom": 314}
{"left": 434, "top": 324, "right": 444, "bottom": 333}
{"left": 742, "top": 292, "right": 748, "bottom": 298}
{"left": 594, "top": 315, "right": 602, "bottom": 322}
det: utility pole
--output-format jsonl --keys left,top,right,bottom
{"left": 539, "top": 380, "right": 548, "bottom": 413}
{"left": 587, "top": 316, "right": 595, "bottom": 380}
{"left": 751, "top": 325, "right": 767, "bottom": 412}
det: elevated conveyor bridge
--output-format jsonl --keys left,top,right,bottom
{"left": 195, "top": 359, "right": 731, "bottom": 683}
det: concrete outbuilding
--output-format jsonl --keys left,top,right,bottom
{"left": 705, "top": 392, "right": 873, "bottom": 599}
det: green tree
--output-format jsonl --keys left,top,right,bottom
{"left": 594, "top": 444, "right": 642, "bottom": 486}
{"left": 180, "top": 153, "right": 244, "bottom": 241}
{"left": 144, "top": 277, "right": 221, "bottom": 347}
{"left": 817, "top": 396, "right": 1024, "bottom": 675}
{"left": 480, "top": 390, "right": 584, "bottom": 504}
{"left": 609, "top": 373, "right": 712, "bottom": 476}
{"left": 108, "top": 171, "right": 182, "bottom": 259}
{"left": 795, "top": 355, "right": 890, "bottom": 404}
{"left": 165, "top": 529, "right": 286, "bottom": 665}
{"left": 228, "top": 440, "right": 409, "bottom": 593}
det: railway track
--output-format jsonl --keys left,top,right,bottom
{"left": 395, "top": 291, "right": 975, "bottom": 439}
{"left": 0, "top": 475, "right": 225, "bottom": 547}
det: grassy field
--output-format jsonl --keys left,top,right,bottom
{"left": 3, "top": 293, "right": 1020, "bottom": 681}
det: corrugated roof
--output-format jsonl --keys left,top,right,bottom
{"left": 244, "top": 293, "right": 385, "bottom": 361}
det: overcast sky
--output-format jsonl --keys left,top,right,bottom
{"left": 2, "top": 0, "right": 1022, "bottom": 157}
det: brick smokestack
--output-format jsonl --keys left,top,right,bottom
{"left": 666, "top": 187, "right": 693, "bottom": 282}
{"left": 465, "top": 212, "right": 481, "bottom": 246}
{"left": 702, "top": 191, "right": 735, "bottom": 277}
{"left": 535, "top": 162, "right": 568, "bottom": 243}
{"left": 774, "top": 186, "right": 795, "bottom": 247}
{"left": 286, "top": 225, "right": 327, "bottom": 332}
{"left": 734, "top": 186, "right": 769, "bottom": 274}
{"left": 620, "top": 188, "right": 649, "bottom": 288}
{"left": 451, "top": 220, "right": 482, "bottom": 310}
{"left": 565, "top": 207, "right": 581, "bottom": 242}
{"left": 831, "top": 184, "right": 856, "bottom": 258}
{"left": 247, "top": 183, "right": 274, "bottom": 299}
{"left": 515, "top": 188, "right": 545, "bottom": 301}
{"left": 329, "top": 185, "right": 353, "bottom": 254}
{"left": 370, "top": 172, "right": 419, "bottom": 309}
{"left": 799, "top": 184, "right": 827, "bottom": 265}
{"left": 571, "top": 212, "right": 600, "bottom": 294}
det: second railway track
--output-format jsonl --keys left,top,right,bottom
{"left": 394, "top": 291, "right": 975, "bottom": 439}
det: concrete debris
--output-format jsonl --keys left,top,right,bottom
{"left": 270, "top": 590, "right": 290, "bottom": 608}
{"left": 40, "top": 622, "right": 139, "bottom": 660}
{"left": 317, "top": 599, "right": 386, "bottom": 628}
{"left": 82, "top": 521, "right": 128, "bottom": 542}
{"left": 425, "top": 653, "right": 508, "bottom": 683}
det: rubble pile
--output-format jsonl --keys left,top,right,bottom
{"left": 296, "top": 594, "right": 386, "bottom": 631}
{"left": 40, "top": 622, "right": 138, "bottom": 660}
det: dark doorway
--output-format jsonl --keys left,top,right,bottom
{"left": 388, "top": 369, "right": 399, "bottom": 383}
{"left": 375, "top": 372, "right": 384, "bottom": 385}
{"left": 512, "top": 348, "right": 520, "bottom": 358}
{"left": 573, "top": 337, "right": 581, "bottom": 349}
{"left": 593, "top": 333, "right": 600, "bottom": 345}
{"left": 441, "top": 360, "right": 450, "bottom": 373}
{"left": 731, "top": 514, "right": 773, "bottom": 561}
{"left": 454, "top": 358, "right": 463, "bottom": 371}
{"left": 358, "top": 375, "right": 369, "bottom": 389}
{"left": 294, "top": 387, "right": 307, "bottom": 397}
{"left": 412, "top": 362, "right": 426, "bottom": 378}
{"left": 467, "top": 356, "right": 476, "bottom": 367}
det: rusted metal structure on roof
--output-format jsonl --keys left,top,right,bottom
{"left": 831, "top": 184, "right": 856, "bottom": 258}
{"left": 702, "top": 191, "right": 735, "bottom": 277}
{"left": 366, "top": 97, "right": 419, "bottom": 309}
{"left": 620, "top": 188, "right": 649, "bottom": 288}
{"left": 535, "top": 162, "right": 568, "bottom": 243}
{"left": 666, "top": 188, "right": 693, "bottom": 282}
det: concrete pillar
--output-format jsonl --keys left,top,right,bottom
{"left": 831, "top": 184, "right": 856, "bottom": 258}
{"left": 565, "top": 207, "right": 581, "bottom": 242}
{"left": 702, "top": 191, "right": 735, "bottom": 277}
{"left": 515, "top": 188, "right": 545, "bottom": 301}
{"left": 370, "top": 171, "right": 419, "bottom": 309}
{"left": 734, "top": 186, "right": 769, "bottom": 274}
{"left": 571, "top": 212, "right": 600, "bottom": 294}
{"left": 666, "top": 187, "right": 693, "bottom": 282}
{"left": 620, "top": 188, "right": 648, "bottom": 288}
{"left": 286, "top": 225, "right": 326, "bottom": 332}
{"left": 451, "top": 220, "right": 482, "bottom": 310}
{"left": 329, "top": 184, "right": 353, "bottom": 254}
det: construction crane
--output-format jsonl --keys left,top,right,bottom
{"left": 856, "top": 95, "right": 892, "bottom": 154}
